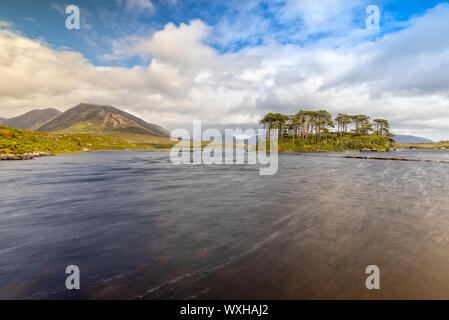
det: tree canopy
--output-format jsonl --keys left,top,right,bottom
{"left": 261, "top": 110, "right": 392, "bottom": 142}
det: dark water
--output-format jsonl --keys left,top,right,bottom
{"left": 1, "top": 150, "right": 449, "bottom": 299}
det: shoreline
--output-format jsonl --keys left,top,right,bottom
{"left": 0, "top": 152, "right": 52, "bottom": 161}
{"left": 1, "top": 147, "right": 446, "bottom": 161}
{"left": 343, "top": 154, "right": 449, "bottom": 163}
{"left": 0, "top": 148, "right": 155, "bottom": 160}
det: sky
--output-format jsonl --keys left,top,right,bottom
{"left": 0, "top": 0, "right": 449, "bottom": 140}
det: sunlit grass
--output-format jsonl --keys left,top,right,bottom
{"left": 0, "top": 126, "right": 154, "bottom": 155}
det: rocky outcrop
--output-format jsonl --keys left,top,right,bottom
{"left": 360, "top": 148, "right": 378, "bottom": 152}
{"left": 0, "top": 152, "right": 51, "bottom": 160}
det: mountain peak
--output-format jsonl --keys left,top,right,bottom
{"left": 75, "top": 103, "right": 115, "bottom": 109}
{"left": 37, "top": 103, "right": 169, "bottom": 137}
{"left": 2, "top": 108, "right": 62, "bottom": 130}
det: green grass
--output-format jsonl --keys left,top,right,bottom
{"left": 396, "top": 141, "right": 449, "bottom": 150}
{"left": 103, "top": 132, "right": 222, "bottom": 149}
{"left": 1, "top": 125, "right": 395, "bottom": 156}
{"left": 0, "top": 126, "right": 154, "bottom": 155}
{"left": 276, "top": 133, "right": 395, "bottom": 152}
{"left": 98, "top": 132, "right": 176, "bottom": 148}
{"left": 60, "top": 121, "right": 96, "bottom": 133}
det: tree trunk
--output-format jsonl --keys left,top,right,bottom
{"left": 267, "top": 120, "right": 271, "bottom": 142}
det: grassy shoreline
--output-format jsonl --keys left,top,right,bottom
{"left": 0, "top": 126, "right": 154, "bottom": 158}
{"left": 276, "top": 133, "right": 395, "bottom": 152}
{"left": 396, "top": 141, "right": 449, "bottom": 150}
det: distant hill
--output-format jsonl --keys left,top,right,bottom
{"left": 3, "top": 108, "right": 62, "bottom": 130}
{"left": 0, "top": 125, "right": 153, "bottom": 156}
{"left": 0, "top": 117, "right": 5, "bottom": 125}
{"left": 393, "top": 135, "right": 434, "bottom": 144}
{"left": 37, "top": 103, "right": 169, "bottom": 138}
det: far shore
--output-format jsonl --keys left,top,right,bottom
{"left": 2, "top": 145, "right": 448, "bottom": 161}
{"left": 3, "top": 136, "right": 449, "bottom": 161}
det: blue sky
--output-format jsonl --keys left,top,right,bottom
{"left": 1, "top": 1, "right": 449, "bottom": 140}
{"left": 0, "top": 0, "right": 444, "bottom": 66}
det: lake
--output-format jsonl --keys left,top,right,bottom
{"left": 1, "top": 149, "right": 449, "bottom": 299}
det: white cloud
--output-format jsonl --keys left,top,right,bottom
{"left": 0, "top": 21, "right": 15, "bottom": 29}
{"left": 132, "top": 20, "right": 215, "bottom": 67}
{"left": 50, "top": 2, "right": 65, "bottom": 15}
{"left": 2, "top": 4, "right": 449, "bottom": 140}
{"left": 120, "top": 0, "right": 156, "bottom": 14}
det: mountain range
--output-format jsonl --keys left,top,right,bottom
{"left": 392, "top": 135, "right": 434, "bottom": 144}
{"left": 1, "top": 103, "right": 169, "bottom": 138}
{"left": 2, "top": 108, "right": 62, "bottom": 131}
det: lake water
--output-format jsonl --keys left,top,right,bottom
{"left": 1, "top": 149, "right": 449, "bottom": 299}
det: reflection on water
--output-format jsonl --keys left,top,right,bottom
{"left": 0, "top": 150, "right": 449, "bottom": 299}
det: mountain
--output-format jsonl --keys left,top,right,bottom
{"left": 393, "top": 134, "right": 434, "bottom": 144}
{"left": 3, "top": 108, "right": 62, "bottom": 130}
{"left": 37, "top": 103, "right": 169, "bottom": 137}
{"left": 0, "top": 117, "right": 5, "bottom": 125}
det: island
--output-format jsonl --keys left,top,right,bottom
{"left": 260, "top": 110, "right": 395, "bottom": 152}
